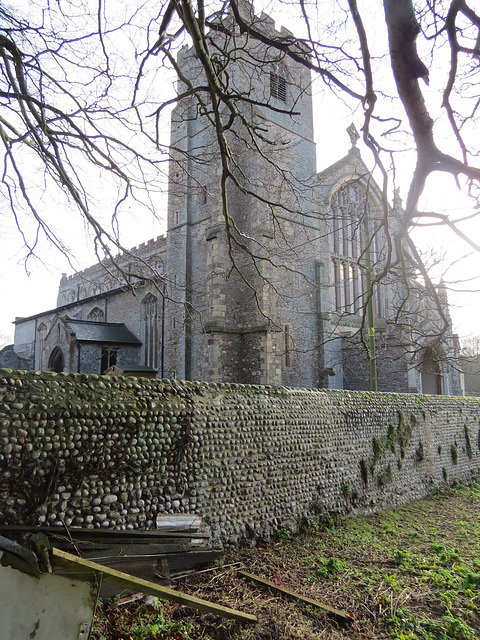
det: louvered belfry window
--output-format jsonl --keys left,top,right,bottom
{"left": 270, "top": 70, "right": 287, "bottom": 102}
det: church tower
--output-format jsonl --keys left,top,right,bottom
{"left": 164, "top": 1, "right": 323, "bottom": 386}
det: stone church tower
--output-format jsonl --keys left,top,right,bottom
{"left": 164, "top": 3, "right": 323, "bottom": 386}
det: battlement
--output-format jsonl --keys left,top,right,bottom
{"left": 57, "top": 235, "right": 167, "bottom": 305}
{"left": 177, "top": 1, "right": 300, "bottom": 67}
{"left": 60, "top": 235, "right": 167, "bottom": 283}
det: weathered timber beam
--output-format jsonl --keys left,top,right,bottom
{"left": 238, "top": 570, "right": 352, "bottom": 623}
{"left": 51, "top": 548, "right": 257, "bottom": 623}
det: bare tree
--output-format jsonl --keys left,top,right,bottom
{"left": 4, "top": 0, "right": 480, "bottom": 382}
{"left": 460, "top": 335, "right": 480, "bottom": 358}
{"left": 0, "top": 1, "right": 167, "bottom": 266}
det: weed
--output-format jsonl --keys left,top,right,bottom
{"left": 415, "top": 441, "right": 425, "bottom": 462}
{"left": 372, "top": 435, "right": 387, "bottom": 461}
{"left": 388, "top": 609, "right": 477, "bottom": 640}
{"left": 93, "top": 601, "right": 215, "bottom": 640}
{"left": 463, "top": 571, "right": 480, "bottom": 588}
{"left": 377, "top": 463, "right": 393, "bottom": 487}
{"left": 360, "top": 458, "right": 369, "bottom": 486}
{"left": 324, "top": 513, "right": 335, "bottom": 529}
{"left": 397, "top": 409, "right": 413, "bottom": 450}
{"left": 451, "top": 444, "right": 459, "bottom": 464}
{"left": 310, "top": 556, "right": 348, "bottom": 580}
{"left": 382, "top": 521, "right": 395, "bottom": 535}
{"left": 468, "top": 486, "right": 480, "bottom": 502}
{"left": 385, "top": 573, "right": 399, "bottom": 588}
{"left": 387, "top": 422, "right": 397, "bottom": 453}
{"left": 464, "top": 424, "right": 473, "bottom": 459}
{"left": 443, "top": 467, "right": 449, "bottom": 482}
{"left": 309, "top": 518, "right": 320, "bottom": 533}
{"left": 425, "top": 614, "right": 477, "bottom": 639}
{"left": 341, "top": 482, "right": 351, "bottom": 500}
{"left": 430, "top": 543, "right": 460, "bottom": 567}
{"left": 276, "top": 527, "right": 292, "bottom": 541}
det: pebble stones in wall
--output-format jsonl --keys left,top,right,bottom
{"left": 1, "top": 369, "right": 480, "bottom": 545}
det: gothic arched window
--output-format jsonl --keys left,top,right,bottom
{"left": 37, "top": 323, "right": 47, "bottom": 371}
{"left": 142, "top": 293, "right": 158, "bottom": 369}
{"left": 101, "top": 348, "right": 117, "bottom": 374}
{"left": 421, "top": 346, "right": 443, "bottom": 395}
{"left": 330, "top": 183, "right": 385, "bottom": 317}
{"left": 48, "top": 346, "right": 64, "bottom": 373}
{"left": 87, "top": 307, "right": 104, "bottom": 322}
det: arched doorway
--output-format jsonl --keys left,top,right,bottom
{"left": 421, "top": 346, "right": 442, "bottom": 395}
{"left": 48, "top": 346, "right": 64, "bottom": 373}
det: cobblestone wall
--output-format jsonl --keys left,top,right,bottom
{"left": 1, "top": 369, "right": 479, "bottom": 544}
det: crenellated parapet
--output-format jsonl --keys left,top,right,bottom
{"left": 57, "top": 235, "right": 167, "bottom": 306}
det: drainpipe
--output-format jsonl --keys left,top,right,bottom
{"left": 77, "top": 342, "right": 81, "bottom": 373}
{"left": 33, "top": 318, "right": 38, "bottom": 370}
{"left": 364, "top": 208, "right": 378, "bottom": 391}
{"left": 185, "top": 105, "right": 193, "bottom": 380}
{"left": 161, "top": 279, "right": 166, "bottom": 378}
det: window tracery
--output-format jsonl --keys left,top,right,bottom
{"left": 87, "top": 306, "right": 104, "bottom": 322}
{"left": 37, "top": 323, "right": 47, "bottom": 371}
{"left": 330, "top": 183, "right": 385, "bottom": 317}
{"left": 101, "top": 349, "right": 117, "bottom": 373}
{"left": 142, "top": 293, "right": 158, "bottom": 369}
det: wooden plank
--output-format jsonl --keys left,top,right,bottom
{"left": 238, "top": 570, "right": 353, "bottom": 623}
{"left": 51, "top": 541, "right": 205, "bottom": 557}
{"left": 51, "top": 548, "right": 256, "bottom": 623}
{"left": 72, "top": 549, "right": 222, "bottom": 583}
{"left": 0, "top": 525, "right": 211, "bottom": 540}
{"left": 85, "top": 549, "right": 222, "bottom": 569}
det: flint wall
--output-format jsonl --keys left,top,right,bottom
{"left": 1, "top": 369, "right": 479, "bottom": 544}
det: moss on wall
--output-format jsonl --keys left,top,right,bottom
{"left": 1, "top": 369, "right": 480, "bottom": 544}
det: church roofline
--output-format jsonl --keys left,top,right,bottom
{"left": 316, "top": 146, "right": 368, "bottom": 182}
{"left": 63, "top": 318, "right": 142, "bottom": 345}
{"left": 13, "top": 280, "right": 161, "bottom": 326}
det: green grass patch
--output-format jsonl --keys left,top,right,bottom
{"left": 92, "top": 482, "right": 480, "bottom": 640}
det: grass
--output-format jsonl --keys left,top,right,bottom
{"left": 92, "top": 482, "right": 480, "bottom": 639}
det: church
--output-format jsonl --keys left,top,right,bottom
{"left": 2, "top": 2, "right": 463, "bottom": 395}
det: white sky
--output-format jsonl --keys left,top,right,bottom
{"left": 1, "top": 0, "right": 480, "bottom": 346}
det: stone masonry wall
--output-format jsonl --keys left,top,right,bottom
{"left": 1, "top": 369, "right": 480, "bottom": 545}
